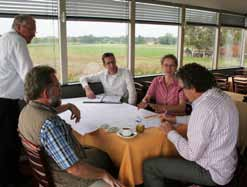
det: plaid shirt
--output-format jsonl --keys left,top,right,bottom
{"left": 40, "top": 115, "right": 79, "bottom": 170}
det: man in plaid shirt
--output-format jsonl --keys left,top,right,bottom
{"left": 19, "top": 65, "right": 125, "bottom": 187}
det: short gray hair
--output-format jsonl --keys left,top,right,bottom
{"left": 12, "top": 14, "right": 34, "bottom": 30}
{"left": 24, "top": 65, "right": 56, "bottom": 101}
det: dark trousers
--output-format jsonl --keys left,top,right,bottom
{"left": 143, "top": 157, "right": 217, "bottom": 187}
{"left": 0, "top": 98, "right": 21, "bottom": 186}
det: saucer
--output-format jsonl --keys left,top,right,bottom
{"left": 116, "top": 131, "right": 137, "bottom": 139}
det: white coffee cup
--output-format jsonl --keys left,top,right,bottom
{"left": 120, "top": 128, "right": 132, "bottom": 137}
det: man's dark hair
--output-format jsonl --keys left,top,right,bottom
{"left": 101, "top": 52, "right": 115, "bottom": 64}
{"left": 24, "top": 65, "right": 56, "bottom": 101}
{"left": 176, "top": 63, "right": 216, "bottom": 92}
{"left": 160, "top": 54, "right": 178, "bottom": 66}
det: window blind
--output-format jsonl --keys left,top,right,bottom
{"left": 220, "top": 13, "right": 245, "bottom": 28}
{"left": 185, "top": 8, "right": 217, "bottom": 26}
{"left": 136, "top": 2, "right": 181, "bottom": 24}
{"left": 0, "top": 0, "right": 57, "bottom": 17}
{"left": 66, "top": 0, "right": 129, "bottom": 21}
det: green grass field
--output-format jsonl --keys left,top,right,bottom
{"left": 28, "top": 43, "right": 244, "bottom": 82}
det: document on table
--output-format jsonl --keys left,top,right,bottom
{"left": 59, "top": 97, "right": 161, "bottom": 135}
{"left": 82, "top": 94, "right": 121, "bottom": 104}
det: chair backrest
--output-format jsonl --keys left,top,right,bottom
{"left": 212, "top": 72, "right": 229, "bottom": 91}
{"left": 232, "top": 75, "right": 247, "bottom": 94}
{"left": 19, "top": 133, "right": 54, "bottom": 187}
{"left": 134, "top": 82, "right": 145, "bottom": 104}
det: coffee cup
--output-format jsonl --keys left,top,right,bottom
{"left": 120, "top": 128, "right": 132, "bottom": 137}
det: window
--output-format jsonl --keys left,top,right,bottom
{"left": 244, "top": 31, "right": 247, "bottom": 67}
{"left": 135, "top": 2, "right": 180, "bottom": 76}
{"left": 0, "top": 17, "right": 60, "bottom": 78}
{"left": 135, "top": 24, "right": 178, "bottom": 76}
{"left": 183, "top": 26, "right": 216, "bottom": 69}
{"left": 218, "top": 27, "right": 243, "bottom": 68}
{"left": 66, "top": 21, "right": 128, "bottom": 82}
{"left": 28, "top": 19, "right": 59, "bottom": 77}
{"left": 0, "top": 18, "right": 12, "bottom": 35}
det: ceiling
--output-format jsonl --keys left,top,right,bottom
{"left": 159, "top": 0, "right": 247, "bottom": 14}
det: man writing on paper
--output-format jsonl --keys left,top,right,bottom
{"left": 143, "top": 63, "right": 239, "bottom": 187}
{"left": 19, "top": 66, "right": 125, "bottom": 187}
{"left": 80, "top": 52, "right": 136, "bottom": 105}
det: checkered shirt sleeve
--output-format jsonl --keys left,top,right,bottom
{"left": 40, "top": 116, "right": 79, "bottom": 170}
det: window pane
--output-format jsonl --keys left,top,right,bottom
{"left": 244, "top": 31, "right": 247, "bottom": 67}
{"left": 0, "top": 18, "right": 60, "bottom": 78}
{"left": 183, "top": 26, "right": 216, "bottom": 69}
{"left": 135, "top": 24, "right": 178, "bottom": 76}
{"left": 67, "top": 21, "right": 128, "bottom": 82}
{"left": 218, "top": 27, "right": 242, "bottom": 68}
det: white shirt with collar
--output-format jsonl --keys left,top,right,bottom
{"left": 80, "top": 68, "right": 137, "bottom": 105}
{"left": 168, "top": 88, "right": 239, "bottom": 185}
{"left": 0, "top": 30, "right": 33, "bottom": 99}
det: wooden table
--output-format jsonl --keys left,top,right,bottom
{"left": 73, "top": 125, "right": 187, "bottom": 187}
{"left": 59, "top": 97, "right": 187, "bottom": 187}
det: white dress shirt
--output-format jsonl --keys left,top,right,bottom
{"left": 0, "top": 30, "right": 33, "bottom": 99}
{"left": 168, "top": 88, "right": 239, "bottom": 185}
{"left": 80, "top": 68, "right": 137, "bottom": 105}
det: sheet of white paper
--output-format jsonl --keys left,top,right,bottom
{"left": 82, "top": 94, "right": 104, "bottom": 103}
{"left": 59, "top": 97, "right": 161, "bottom": 135}
{"left": 102, "top": 95, "right": 121, "bottom": 103}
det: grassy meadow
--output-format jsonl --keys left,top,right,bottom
{"left": 28, "top": 43, "right": 243, "bottom": 82}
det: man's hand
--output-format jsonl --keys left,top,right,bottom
{"left": 159, "top": 121, "right": 174, "bottom": 136}
{"left": 85, "top": 86, "right": 96, "bottom": 99}
{"left": 148, "top": 103, "right": 166, "bottom": 113}
{"left": 159, "top": 114, "right": 176, "bottom": 123}
{"left": 102, "top": 172, "right": 126, "bottom": 187}
{"left": 68, "top": 103, "right": 81, "bottom": 123}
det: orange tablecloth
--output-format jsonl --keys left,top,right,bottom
{"left": 73, "top": 125, "right": 187, "bottom": 187}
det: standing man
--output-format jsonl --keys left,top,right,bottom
{"left": 143, "top": 63, "right": 239, "bottom": 187}
{"left": 80, "top": 52, "right": 137, "bottom": 105}
{"left": 0, "top": 14, "right": 35, "bottom": 186}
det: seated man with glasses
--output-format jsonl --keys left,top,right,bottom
{"left": 143, "top": 63, "right": 239, "bottom": 187}
{"left": 138, "top": 54, "right": 186, "bottom": 114}
{"left": 80, "top": 52, "right": 137, "bottom": 105}
{"left": 19, "top": 66, "right": 125, "bottom": 187}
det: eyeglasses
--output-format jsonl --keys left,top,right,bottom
{"left": 163, "top": 64, "right": 177, "bottom": 68}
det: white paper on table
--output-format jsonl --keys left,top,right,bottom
{"left": 82, "top": 94, "right": 104, "bottom": 103}
{"left": 82, "top": 94, "right": 121, "bottom": 103}
{"left": 102, "top": 95, "right": 121, "bottom": 103}
{"left": 59, "top": 97, "right": 161, "bottom": 135}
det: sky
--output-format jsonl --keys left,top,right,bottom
{"left": 0, "top": 18, "right": 178, "bottom": 37}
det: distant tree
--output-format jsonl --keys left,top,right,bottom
{"left": 136, "top": 35, "right": 145, "bottom": 44}
{"left": 184, "top": 26, "right": 214, "bottom": 51}
{"left": 158, "top": 33, "right": 176, "bottom": 45}
{"left": 220, "top": 28, "right": 241, "bottom": 46}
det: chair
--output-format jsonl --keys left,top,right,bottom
{"left": 212, "top": 72, "right": 229, "bottom": 91}
{"left": 142, "top": 80, "right": 152, "bottom": 92}
{"left": 234, "top": 69, "right": 247, "bottom": 76}
{"left": 19, "top": 133, "right": 54, "bottom": 187}
{"left": 232, "top": 75, "right": 247, "bottom": 94}
{"left": 134, "top": 82, "right": 145, "bottom": 104}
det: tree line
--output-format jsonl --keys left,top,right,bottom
{"left": 31, "top": 33, "right": 177, "bottom": 45}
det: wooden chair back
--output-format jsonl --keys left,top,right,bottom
{"left": 19, "top": 133, "right": 54, "bottom": 187}
{"left": 232, "top": 75, "right": 247, "bottom": 94}
{"left": 213, "top": 72, "right": 229, "bottom": 91}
